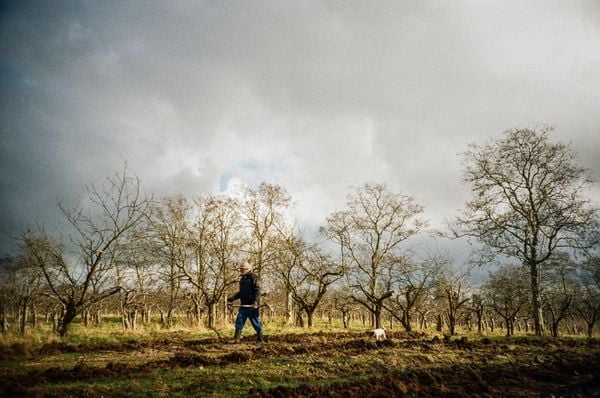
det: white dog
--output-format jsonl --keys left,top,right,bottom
{"left": 372, "top": 328, "right": 386, "bottom": 341}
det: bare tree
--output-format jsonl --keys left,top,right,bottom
{"left": 470, "top": 293, "right": 486, "bottom": 335}
{"left": 0, "top": 256, "right": 17, "bottom": 332}
{"left": 276, "top": 233, "right": 343, "bottom": 328}
{"left": 241, "top": 183, "right": 291, "bottom": 278}
{"left": 434, "top": 259, "right": 472, "bottom": 336}
{"left": 322, "top": 183, "right": 427, "bottom": 328}
{"left": 481, "top": 264, "right": 530, "bottom": 336}
{"left": 329, "top": 287, "right": 358, "bottom": 329}
{"left": 574, "top": 256, "right": 600, "bottom": 338}
{"left": 13, "top": 254, "right": 44, "bottom": 335}
{"left": 124, "top": 225, "right": 158, "bottom": 325}
{"left": 542, "top": 253, "right": 578, "bottom": 337}
{"left": 21, "top": 166, "right": 151, "bottom": 336}
{"left": 384, "top": 256, "right": 441, "bottom": 332}
{"left": 148, "top": 195, "right": 189, "bottom": 327}
{"left": 457, "top": 127, "right": 599, "bottom": 336}
{"left": 187, "top": 194, "right": 241, "bottom": 328}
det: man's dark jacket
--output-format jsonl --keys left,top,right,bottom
{"left": 230, "top": 272, "right": 261, "bottom": 306}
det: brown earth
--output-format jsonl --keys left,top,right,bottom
{"left": 1, "top": 331, "right": 599, "bottom": 397}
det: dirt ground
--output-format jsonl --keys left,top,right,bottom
{"left": 1, "top": 331, "right": 599, "bottom": 397}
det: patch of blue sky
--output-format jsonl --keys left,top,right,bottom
{"left": 218, "top": 171, "right": 233, "bottom": 192}
{"left": 237, "top": 159, "right": 262, "bottom": 172}
{"left": 218, "top": 159, "right": 283, "bottom": 193}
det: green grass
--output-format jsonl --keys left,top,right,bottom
{"left": 2, "top": 316, "right": 598, "bottom": 397}
{"left": 1, "top": 315, "right": 593, "bottom": 350}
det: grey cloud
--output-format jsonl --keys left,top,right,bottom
{"left": 1, "top": 1, "right": 599, "bottom": 256}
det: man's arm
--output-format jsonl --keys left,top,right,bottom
{"left": 228, "top": 292, "right": 240, "bottom": 302}
{"left": 252, "top": 275, "right": 261, "bottom": 306}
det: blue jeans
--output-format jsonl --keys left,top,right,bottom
{"left": 235, "top": 307, "right": 262, "bottom": 333}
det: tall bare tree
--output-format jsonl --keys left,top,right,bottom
{"left": 457, "top": 127, "right": 599, "bottom": 336}
{"left": 21, "top": 166, "right": 151, "bottom": 336}
{"left": 322, "top": 183, "right": 427, "bottom": 328}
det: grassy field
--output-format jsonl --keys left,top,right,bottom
{"left": 1, "top": 319, "right": 599, "bottom": 397}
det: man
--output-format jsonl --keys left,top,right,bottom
{"left": 227, "top": 261, "right": 264, "bottom": 343}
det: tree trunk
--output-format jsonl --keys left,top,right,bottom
{"left": 166, "top": 308, "right": 174, "bottom": 328}
{"left": 30, "top": 302, "right": 37, "bottom": 328}
{"left": 570, "top": 324, "right": 577, "bottom": 335}
{"left": 504, "top": 318, "right": 511, "bottom": 337}
{"left": 19, "top": 297, "right": 29, "bottom": 335}
{"left": 373, "top": 303, "right": 383, "bottom": 329}
{"left": 0, "top": 301, "right": 8, "bottom": 333}
{"left": 50, "top": 311, "right": 57, "bottom": 333}
{"left": 141, "top": 306, "right": 149, "bottom": 325}
{"left": 295, "top": 309, "right": 304, "bottom": 327}
{"left": 196, "top": 301, "right": 203, "bottom": 328}
{"left": 436, "top": 314, "right": 443, "bottom": 332}
{"left": 448, "top": 317, "right": 456, "bottom": 336}
{"left": 283, "top": 291, "right": 292, "bottom": 325}
{"left": 83, "top": 310, "right": 90, "bottom": 327}
{"left": 121, "top": 301, "right": 130, "bottom": 330}
{"left": 342, "top": 311, "right": 350, "bottom": 328}
{"left": 94, "top": 308, "right": 101, "bottom": 325}
{"left": 530, "top": 262, "right": 545, "bottom": 336}
{"left": 130, "top": 308, "right": 137, "bottom": 330}
{"left": 551, "top": 321, "right": 560, "bottom": 338}
{"left": 58, "top": 301, "right": 78, "bottom": 337}
{"left": 419, "top": 312, "right": 428, "bottom": 330}
{"left": 206, "top": 302, "right": 215, "bottom": 328}
{"left": 401, "top": 311, "right": 412, "bottom": 332}
{"left": 306, "top": 309, "right": 314, "bottom": 328}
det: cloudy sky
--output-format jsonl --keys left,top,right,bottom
{"left": 1, "top": 1, "right": 600, "bottom": 258}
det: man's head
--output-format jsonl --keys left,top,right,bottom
{"left": 238, "top": 261, "right": 252, "bottom": 275}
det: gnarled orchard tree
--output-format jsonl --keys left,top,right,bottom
{"left": 275, "top": 233, "right": 343, "bottom": 328}
{"left": 383, "top": 256, "right": 442, "bottom": 332}
{"left": 22, "top": 167, "right": 151, "bottom": 336}
{"left": 482, "top": 264, "right": 531, "bottom": 337}
{"left": 323, "top": 183, "right": 427, "bottom": 329}
{"left": 458, "top": 127, "right": 598, "bottom": 336}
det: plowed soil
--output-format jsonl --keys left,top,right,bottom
{"left": 1, "top": 331, "right": 599, "bottom": 397}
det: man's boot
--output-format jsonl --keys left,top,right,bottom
{"left": 233, "top": 329, "right": 242, "bottom": 343}
{"left": 256, "top": 331, "right": 265, "bottom": 343}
